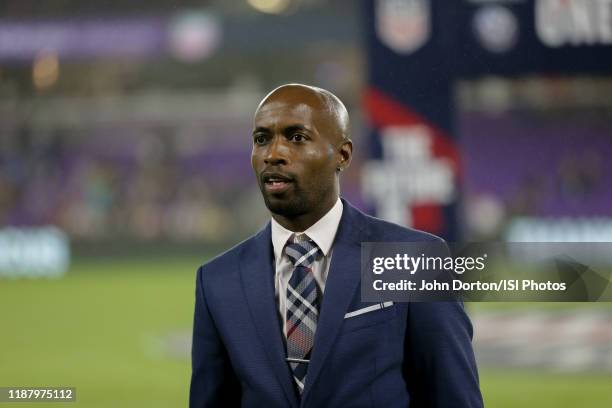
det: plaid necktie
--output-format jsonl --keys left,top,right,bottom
{"left": 284, "top": 236, "right": 321, "bottom": 395}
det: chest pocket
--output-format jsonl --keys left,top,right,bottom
{"left": 341, "top": 302, "right": 396, "bottom": 333}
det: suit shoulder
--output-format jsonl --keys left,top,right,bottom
{"left": 198, "top": 231, "right": 260, "bottom": 272}
{"left": 361, "top": 212, "right": 445, "bottom": 243}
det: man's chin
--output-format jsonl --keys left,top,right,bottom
{"left": 262, "top": 194, "right": 304, "bottom": 218}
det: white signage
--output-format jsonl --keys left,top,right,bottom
{"left": 0, "top": 226, "right": 70, "bottom": 278}
{"left": 362, "top": 125, "right": 455, "bottom": 226}
{"left": 536, "top": 0, "right": 612, "bottom": 47}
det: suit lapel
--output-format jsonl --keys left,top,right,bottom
{"left": 239, "top": 224, "right": 300, "bottom": 408}
{"left": 301, "top": 202, "right": 364, "bottom": 402}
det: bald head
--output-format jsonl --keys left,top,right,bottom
{"left": 256, "top": 83, "right": 350, "bottom": 142}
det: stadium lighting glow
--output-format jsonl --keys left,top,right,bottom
{"left": 246, "top": 0, "right": 291, "bottom": 14}
{"left": 33, "top": 51, "right": 59, "bottom": 90}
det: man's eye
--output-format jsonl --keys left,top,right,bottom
{"left": 291, "top": 134, "right": 305, "bottom": 142}
{"left": 254, "top": 135, "right": 267, "bottom": 144}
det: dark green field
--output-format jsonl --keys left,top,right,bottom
{"left": 1, "top": 257, "right": 611, "bottom": 407}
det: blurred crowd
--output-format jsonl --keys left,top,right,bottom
{"left": 0, "top": 124, "right": 267, "bottom": 244}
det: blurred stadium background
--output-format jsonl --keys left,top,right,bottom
{"left": 0, "top": 0, "right": 611, "bottom": 407}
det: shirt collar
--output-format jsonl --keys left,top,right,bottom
{"left": 271, "top": 197, "right": 343, "bottom": 260}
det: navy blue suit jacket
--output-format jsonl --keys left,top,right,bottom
{"left": 190, "top": 199, "right": 483, "bottom": 407}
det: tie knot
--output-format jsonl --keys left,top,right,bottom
{"left": 285, "top": 236, "right": 321, "bottom": 267}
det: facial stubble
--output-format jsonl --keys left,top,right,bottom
{"left": 259, "top": 176, "right": 336, "bottom": 220}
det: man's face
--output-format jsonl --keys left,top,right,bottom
{"left": 251, "top": 93, "right": 339, "bottom": 220}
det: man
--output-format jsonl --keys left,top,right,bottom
{"left": 190, "top": 84, "right": 483, "bottom": 407}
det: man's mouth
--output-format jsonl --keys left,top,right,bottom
{"left": 262, "top": 172, "right": 294, "bottom": 193}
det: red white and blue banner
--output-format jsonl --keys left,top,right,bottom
{"left": 362, "top": 0, "right": 612, "bottom": 239}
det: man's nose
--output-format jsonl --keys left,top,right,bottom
{"left": 264, "top": 137, "right": 288, "bottom": 166}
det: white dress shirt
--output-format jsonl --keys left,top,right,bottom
{"left": 270, "top": 198, "right": 343, "bottom": 335}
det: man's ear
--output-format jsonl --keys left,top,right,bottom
{"left": 336, "top": 139, "right": 353, "bottom": 172}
